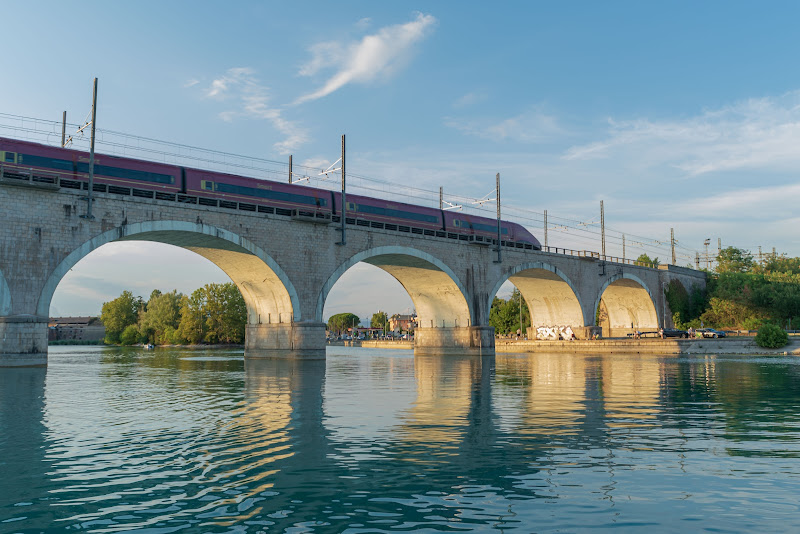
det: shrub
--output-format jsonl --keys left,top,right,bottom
{"left": 755, "top": 323, "right": 789, "bottom": 349}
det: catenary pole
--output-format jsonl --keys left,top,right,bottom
{"left": 81, "top": 77, "right": 98, "bottom": 220}
{"left": 494, "top": 173, "right": 501, "bottom": 263}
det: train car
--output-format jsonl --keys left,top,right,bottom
{"left": 183, "top": 167, "right": 332, "bottom": 215}
{"left": 442, "top": 211, "right": 541, "bottom": 249}
{"left": 334, "top": 192, "right": 444, "bottom": 232}
{"left": 0, "top": 136, "right": 182, "bottom": 194}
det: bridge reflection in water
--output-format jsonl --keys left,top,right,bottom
{"left": 1, "top": 346, "right": 799, "bottom": 532}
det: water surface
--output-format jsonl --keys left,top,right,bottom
{"left": 1, "top": 346, "right": 799, "bottom": 532}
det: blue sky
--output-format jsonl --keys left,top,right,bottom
{"left": 4, "top": 2, "right": 800, "bottom": 322}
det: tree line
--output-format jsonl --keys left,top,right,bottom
{"left": 667, "top": 247, "right": 800, "bottom": 331}
{"left": 101, "top": 282, "right": 246, "bottom": 345}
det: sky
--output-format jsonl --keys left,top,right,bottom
{"left": 3, "top": 1, "right": 800, "bottom": 323}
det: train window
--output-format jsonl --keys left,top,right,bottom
{"left": 4, "top": 152, "right": 14, "bottom": 163}
{"left": 346, "top": 202, "right": 356, "bottom": 211}
{"left": 202, "top": 180, "right": 215, "bottom": 191}
{"left": 453, "top": 219, "right": 461, "bottom": 227}
{"left": 354, "top": 203, "right": 439, "bottom": 224}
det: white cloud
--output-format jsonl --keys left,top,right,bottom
{"left": 445, "top": 108, "right": 564, "bottom": 143}
{"left": 563, "top": 91, "right": 800, "bottom": 176}
{"left": 200, "top": 68, "right": 308, "bottom": 154}
{"left": 295, "top": 13, "right": 436, "bottom": 104}
{"left": 452, "top": 91, "right": 487, "bottom": 109}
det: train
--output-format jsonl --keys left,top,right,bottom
{"left": 0, "top": 136, "right": 541, "bottom": 250}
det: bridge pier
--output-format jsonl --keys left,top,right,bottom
{"left": 244, "top": 321, "right": 327, "bottom": 359}
{"left": 413, "top": 326, "right": 495, "bottom": 356}
{"left": 0, "top": 315, "right": 48, "bottom": 367}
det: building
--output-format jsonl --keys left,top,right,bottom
{"left": 48, "top": 317, "right": 105, "bottom": 342}
{"left": 389, "top": 314, "right": 417, "bottom": 333}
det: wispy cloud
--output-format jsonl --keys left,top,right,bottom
{"left": 201, "top": 68, "right": 308, "bottom": 154}
{"left": 452, "top": 91, "right": 487, "bottom": 109}
{"left": 445, "top": 107, "right": 564, "bottom": 143}
{"left": 295, "top": 12, "right": 436, "bottom": 104}
{"left": 564, "top": 91, "right": 800, "bottom": 176}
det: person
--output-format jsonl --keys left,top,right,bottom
{"left": 659, "top": 327, "right": 664, "bottom": 339}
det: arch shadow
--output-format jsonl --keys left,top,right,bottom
{"left": 36, "top": 221, "right": 300, "bottom": 324}
{"left": 594, "top": 273, "right": 659, "bottom": 333}
{"left": 316, "top": 246, "right": 472, "bottom": 328}
{"left": 488, "top": 262, "right": 586, "bottom": 329}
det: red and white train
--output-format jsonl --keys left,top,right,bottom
{"left": 0, "top": 136, "right": 541, "bottom": 250}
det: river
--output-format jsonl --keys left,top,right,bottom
{"left": 1, "top": 346, "right": 799, "bottom": 532}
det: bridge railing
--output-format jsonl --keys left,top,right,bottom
{"left": 542, "top": 246, "right": 659, "bottom": 269}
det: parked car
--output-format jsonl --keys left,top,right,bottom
{"left": 696, "top": 328, "right": 727, "bottom": 338}
{"left": 662, "top": 328, "right": 689, "bottom": 338}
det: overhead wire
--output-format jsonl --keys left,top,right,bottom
{"left": 0, "top": 111, "right": 702, "bottom": 261}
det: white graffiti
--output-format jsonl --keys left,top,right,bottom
{"left": 536, "top": 325, "right": 575, "bottom": 341}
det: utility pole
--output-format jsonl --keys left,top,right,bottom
{"left": 61, "top": 111, "right": 67, "bottom": 147}
{"left": 704, "top": 239, "right": 710, "bottom": 269}
{"left": 758, "top": 246, "right": 763, "bottom": 263}
{"left": 718, "top": 238, "right": 722, "bottom": 256}
{"left": 80, "top": 77, "right": 98, "bottom": 220}
{"left": 622, "top": 234, "right": 626, "bottom": 262}
{"left": 600, "top": 200, "right": 606, "bottom": 259}
{"left": 696, "top": 252, "right": 700, "bottom": 269}
{"left": 671, "top": 228, "right": 676, "bottom": 265}
{"left": 544, "top": 209, "right": 548, "bottom": 250}
{"left": 339, "top": 134, "right": 346, "bottom": 245}
{"left": 288, "top": 155, "right": 292, "bottom": 183}
{"left": 494, "top": 173, "right": 502, "bottom": 263}
{"left": 439, "top": 186, "right": 443, "bottom": 210}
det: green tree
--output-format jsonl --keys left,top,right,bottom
{"left": 636, "top": 253, "right": 660, "bottom": 267}
{"left": 716, "top": 247, "right": 754, "bottom": 273}
{"left": 177, "top": 291, "right": 206, "bottom": 344}
{"left": 371, "top": 311, "right": 389, "bottom": 331}
{"left": 489, "top": 289, "right": 530, "bottom": 335}
{"left": 138, "top": 290, "right": 184, "bottom": 344}
{"left": 204, "top": 283, "right": 246, "bottom": 344}
{"left": 101, "top": 290, "right": 140, "bottom": 344}
{"left": 328, "top": 313, "right": 360, "bottom": 335}
{"left": 119, "top": 324, "right": 141, "bottom": 345}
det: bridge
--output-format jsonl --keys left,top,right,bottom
{"left": 0, "top": 171, "right": 705, "bottom": 366}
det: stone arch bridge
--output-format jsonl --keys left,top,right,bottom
{"left": 0, "top": 177, "right": 705, "bottom": 366}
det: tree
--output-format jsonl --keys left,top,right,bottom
{"left": 119, "top": 324, "right": 141, "bottom": 345}
{"left": 138, "top": 290, "right": 183, "bottom": 344}
{"left": 716, "top": 247, "right": 754, "bottom": 274}
{"left": 371, "top": 311, "right": 389, "bottom": 332}
{"left": 101, "top": 290, "right": 140, "bottom": 344}
{"left": 636, "top": 253, "right": 660, "bottom": 267}
{"left": 489, "top": 289, "right": 530, "bottom": 335}
{"left": 328, "top": 313, "right": 360, "bottom": 335}
{"left": 177, "top": 290, "right": 206, "bottom": 344}
{"left": 204, "top": 283, "right": 247, "bottom": 344}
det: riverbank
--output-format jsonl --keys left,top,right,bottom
{"left": 339, "top": 337, "right": 800, "bottom": 355}
{"left": 495, "top": 337, "right": 800, "bottom": 355}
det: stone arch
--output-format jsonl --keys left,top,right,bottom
{"left": 0, "top": 268, "right": 10, "bottom": 316}
{"left": 594, "top": 273, "right": 659, "bottom": 336}
{"left": 316, "top": 246, "right": 471, "bottom": 328}
{"left": 488, "top": 262, "right": 585, "bottom": 329}
{"left": 36, "top": 221, "right": 300, "bottom": 325}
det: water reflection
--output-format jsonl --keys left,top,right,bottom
{"left": 0, "top": 347, "right": 799, "bottom": 532}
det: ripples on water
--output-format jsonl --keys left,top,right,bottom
{"left": 1, "top": 347, "right": 799, "bottom": 532}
